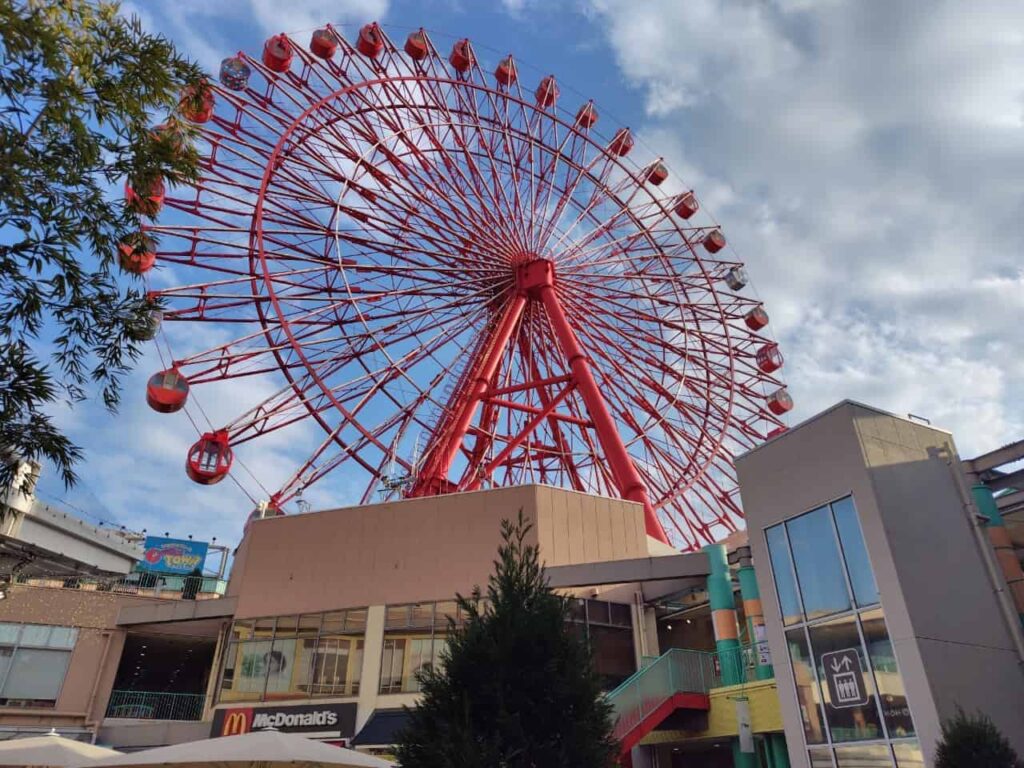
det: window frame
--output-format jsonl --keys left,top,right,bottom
{"left": 763, "top": 495, "right": 919, "bottom": 768}
{"left": 0, "top": 622, "right": 78, "bottom": 707}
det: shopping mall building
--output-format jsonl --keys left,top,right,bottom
{"left": 0, "top": 401, "right": 1021, "bottom": 767}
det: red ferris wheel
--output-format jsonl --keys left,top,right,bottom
{"left": 127, "top": 23, "right": 792, "bottom": 551}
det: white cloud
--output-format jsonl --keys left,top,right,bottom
{"left": 584, "top": 0, "right": 1024, "bottom": 456}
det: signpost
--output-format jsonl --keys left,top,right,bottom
{"left": 821, "top": 648, "right": 869, "bottom": 708}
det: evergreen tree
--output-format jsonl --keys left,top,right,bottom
{"left": 0, "top": 0, "right": 205, "bottom": 487}
{"left": 395, "top": 511, "right": 618, "bottom": 768}
{"left": 934, "top": 707, "right": 1021, "bottom": 768}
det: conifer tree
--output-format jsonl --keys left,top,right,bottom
{"left": 395, "top": 511, "right": 618, "bottom": 768}
{"left": 934, "top": 707, "right": 1021, "bottom": 768}
{"left": 0, "top": 0, "right": 205, "bottom": 486}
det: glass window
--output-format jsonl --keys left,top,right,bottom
{"left": 253, "top": 617, "right": 276, "bottom": 636}
{"left": 833, "top": 497, "right": 879, "bottom": 607}
{"left": 590, "top": 624, "right": 636, "bottom": 690}
{"left": 787, "top": 507, "right": 852, "bottom": 620}
{"left": 344, "top": 608, "right": 367, "bottom": 633}
{"left": 786, "top": 627, "right": 826, "bottom": 744}
{"left": 0, "top": 624, "right": 20, "bottom": 645}
{"left": 808, "top": 747, "right": 835, "bottom": 768}
{"left": 385, "top": 606, "right": 410, "bottom": 629}
{"left": 834, "top": 744, "right": 894, "bottom": 768}
{"left": 410, "top": 604, "right": 434, "bottom": 629}
{"left": 19, "top": 625, "right": 52, "bottom": 647}
{"left": 808, "top": 615, "right": 884, "bottom": 743}
{"left": 47, "top": 627, "right": 78, "bottom": 649}
{"left": 220, "top": 642, "right": 237, "bottom": 691}
{"left": 235, "top": 639, "right": 272, "bottom": 695}
{"left": 766, "top": 525, "right": 803, "bottom": 625}
{"left": 274, "top": 615, "right": 299, "bottom": 636}
{"left": 610, "top": 603, "right": 632, "bottom": 627}
{"left": 892, "top": 741, "right": 924, "bottom": 768}
{"left": 322, "top": 612, "right": 346, "bottom": 634}
{"left": 2, "top": 648, "right": 71, "bottom": 701}
{"left": 263, "top": 637, "right": 298, "bottom": 697}
{"left": 861, "top": 609, "right": 914, "bottom": 738}
{"left": 308, "top": 636, "right": 353, "bottom": 696}
{"left": 297, "top": 613, "right": 321, "bottom": 637}
{"left": 587, "top": 600, "right": 611, "bottom": 625}
{"left": 380, "top": 638, "right": 406, "bottom": 694}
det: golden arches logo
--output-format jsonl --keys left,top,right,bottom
{"left": 221, "top": 709, "right": 252, "bottom": 736}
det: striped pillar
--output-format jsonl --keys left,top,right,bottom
{"left": 972, "top": 484, "right": 1024, "bottom": 623}
{"left": 704, "top": 543, "right": 742, "bottom": 686}
{"left": 737, "top": 555, "right": 773, "bottom": 680}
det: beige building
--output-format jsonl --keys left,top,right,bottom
{"left": 736, "top": 401, "right": 1024, "bottom": 768}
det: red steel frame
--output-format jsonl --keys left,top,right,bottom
{"left": 141, "top": 24, "right": 789, "bottom": 550}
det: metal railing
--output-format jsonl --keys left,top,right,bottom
{"left": 13, "top": 573, "right": 227, "bottom": 600}
{"left": 105, "top": 690, "right": 205, "bottom": 721}
{"left": 607, "top": 648, "right": 717, "bottom": 740}
{"left": 607, "top": 643, "right": 774, "bottom": 741}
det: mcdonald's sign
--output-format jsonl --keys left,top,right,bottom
{"left": 215, "top": 707, "right": 253, "bottom": 736}
{"left": 211, "top": 702, "right": 356, "bottom": 739}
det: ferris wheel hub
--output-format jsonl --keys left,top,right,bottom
{"left": 515, "top": 259, "right": 556, "bottom": 298}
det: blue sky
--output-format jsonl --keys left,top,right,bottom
{"left": 37, "top": 0, "right": 1024, "bottom": 547}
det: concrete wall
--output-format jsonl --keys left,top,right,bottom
{"left": 737, "top": 401, "right": 1024, "bottom": 767}
{"left": 230, "top": 484, "right": 646, "bottom": 618}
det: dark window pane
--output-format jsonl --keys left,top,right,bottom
{"left": 766, "top": 525, "right": 803, "bottom": 625}
{"left": 610, "top": 603, "right": 633, "bottom": 627}
{"left": 808, "top": 615, "right": 884, "bottom": 742}
{"left": 808, "top": 748, "right": 834, "bottom": 768}
{"left": 590, "top": 625, "right": 635, "bottom": 690}
{"left": 587, "top": 599, "right": 611, "bottom": 625}
{"left": 568, "top": 598, "right": 586, "bottom": 623}
{"left": 861, "top": 609, "right": 915, "bottom": 738}
{"left": 833, "top": 497, "right": 879, "bottom": 607}
{"left": 788, "top": 507, "right": 851, "bottom": 620}
{"left": 786, "top": 627, "right": 827, "bottom": 744}
{"left": 220, "top": 642, "right": 237, "bottom": 691}
{"left": 893, "top": 741, "right": 924, "bottom": 768}
{"left": 835, "top": 744, "right": 894, "bottom": 768}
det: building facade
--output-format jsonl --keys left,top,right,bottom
{"left": 736, "top": 401, "right": 1024, "bottom": 768}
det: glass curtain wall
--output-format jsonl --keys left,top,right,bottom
{"left": 219, "top": 609, "right": 366, "bottom": 702}
{"left": 765, "top": 496, "right": 922, "bottom": 768}
{"left": 380, "top": 601, "right": 463, "bottom": 694}
{"left": 566, "top": 598, "right": 635, "bottom": 690}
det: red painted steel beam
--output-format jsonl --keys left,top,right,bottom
{"left": 412, "top": 293, "right": 528, "bottom": 495}
{"left": 528, "top": 261, "right": 669, "bottom": 543}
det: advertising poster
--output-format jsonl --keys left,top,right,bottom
{"left": 139, "top": 536, "right": 209, "bottom": 574}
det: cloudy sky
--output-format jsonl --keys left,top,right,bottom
{"left": 37, "top": 0, "right": 1024, "bottom": 549}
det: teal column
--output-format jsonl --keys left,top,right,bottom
{"left": 732, "top": 739, "right": 756, "bottom": 768}
{"left": 769, "top": 733, "right": 791, "bottom": 768}
{"left": 704, "top": 543, "right": 742, "bottom": 686}
{"left": 737, "top": 547, "right": 773, "bottom": 680}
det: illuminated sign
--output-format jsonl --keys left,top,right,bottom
{"left": 139, "top": 536, "right": 208, "bottom": 575}
{"left": 211, "top": 703, "right": 356, "bottom": 739}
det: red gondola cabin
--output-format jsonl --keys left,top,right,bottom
{"left": 766, "top": 387, "right": 793, "bottom": 415}
{"left": 608, "top": 128, "right": 634, "bottom": 157}
{"left": 124, "top": 178, "right": 165, "bottom": 217}
{"left": 186, "top": 430, "right": 233, "bottom": 485}
{"left": 744, "top": 305, "right": 769, "bottom": 330}
{"left": 674, "top": 191, "right": 699, "bottom": 219}
{"left": 449, "top": 40, "right": 474, "bottom": 72}
{"left": 263, "top": 34, "right": 293, "bottom": 72}
{"left": 645, "top": 162, "right": 669, "bottom": 185}
{"left": 495, "top": 56, "right": 517, "bottom": 86}
{"left": 357, "top": 23, "right": 384, "bottom": 58}
{"left": 405, "top": 30, "right": 429, "bottom": 60}
{"left": 310, "top": 28, "right": 338, "bottom": 58}
{"left": 575, "top": 102, "right": 598, "bottom": 128}
{"left": 146, "top": 368, "right": 189, "bottom": 413}
{"left": 535, "top": 76, "right": 558, "bottom": 107}
{"left": 756, "top": 343, "right": 784, "bottom": 374}
{"left": 118, "top": 237, "right": 156, "bottom": 275}
{"left": 179, "top": 84, "right": 214, "bottom": 124}
{"left": 219, "top": 57, "right": 251, "bottom": 90}
{"left": 704, "top": 229, "right": 726, "bottom": 254}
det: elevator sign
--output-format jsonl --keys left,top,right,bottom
{"left": 822, "top": 648, "right": 868, "bottom": 708}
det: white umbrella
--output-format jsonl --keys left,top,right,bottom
{"left": 0, "top": 730, "right": 121, "bottom": 766}
{"left": 75, "top": 730, "right": 391, "bottom": 768}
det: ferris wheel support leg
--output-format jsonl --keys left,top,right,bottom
{"left": 412, "top": 293, "right": 528, "bottom": 496}
{"left": 537, "top": 283, "right": 670, "bottom": 545}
